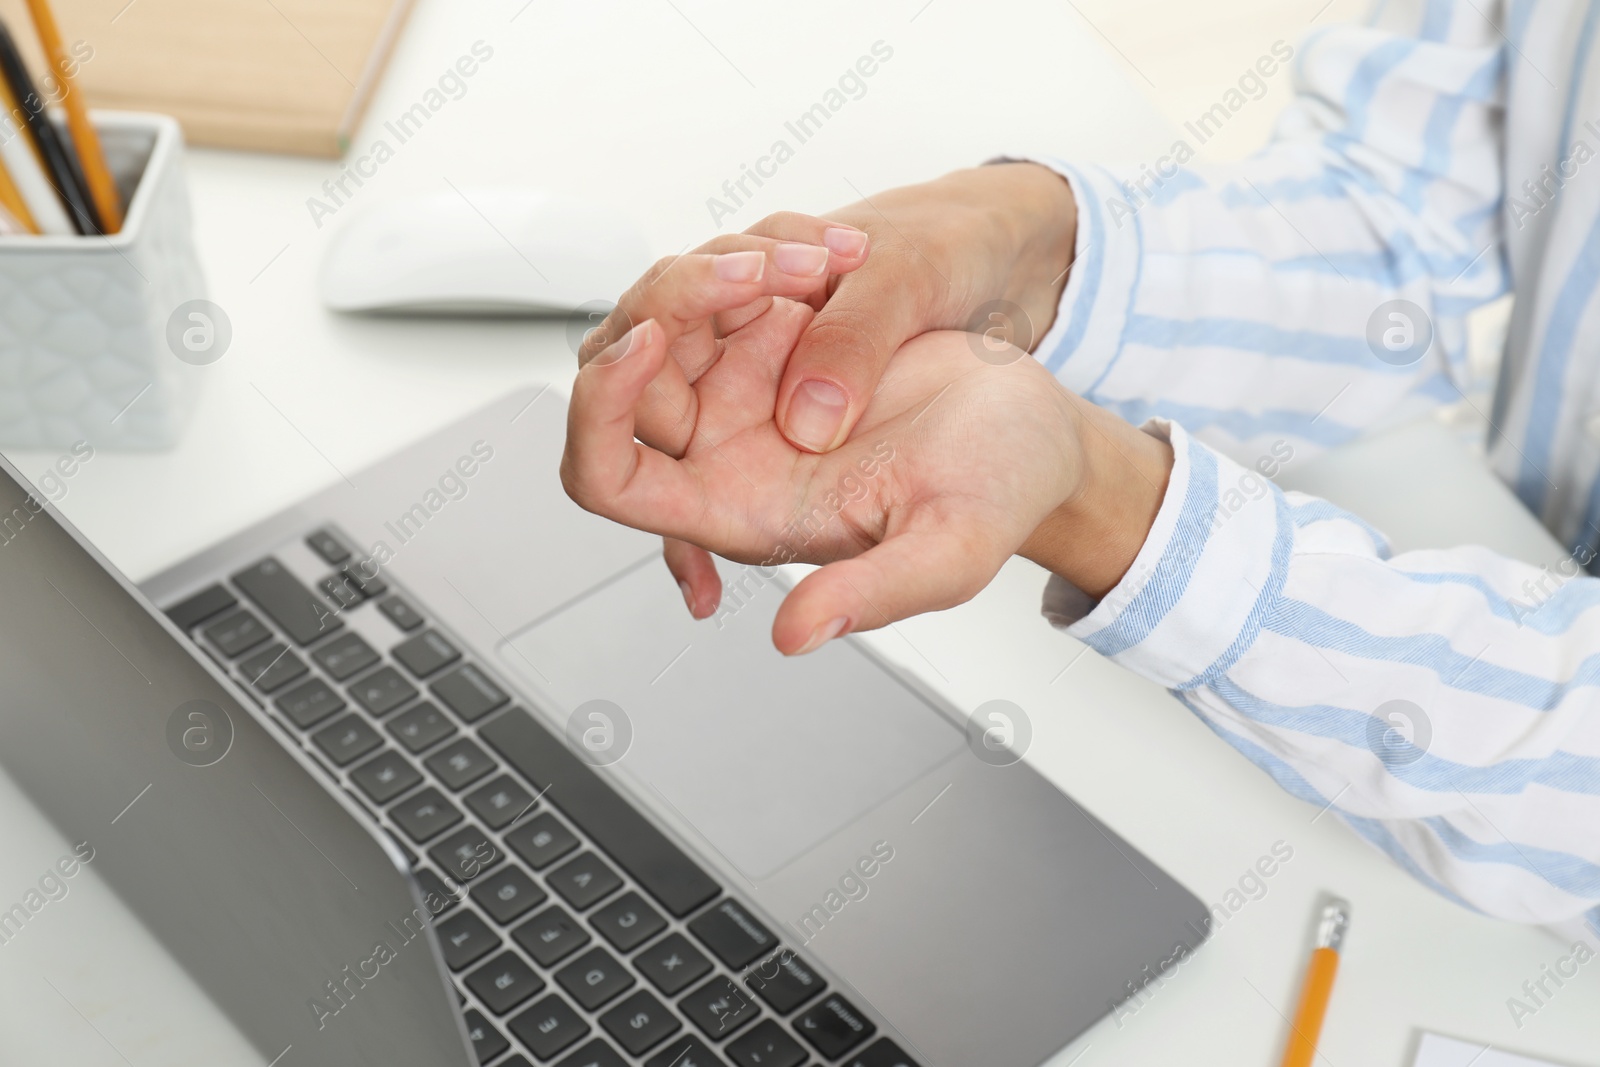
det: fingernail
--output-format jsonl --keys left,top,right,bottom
{"left": 774, "top": 242, "right": 830, "bottom": 276}
{"left": 823, "top": 227, "right": 868, "bottom": 256}
{"left": 785, "top": 379, "right": 849, "bottom": 452}
{"left": 794, "top": 616, "right": 851, "bottom": 655}
{"left": 591, "top": 319, "right": 652, "bottom": 365}
{"left": 679, "top": 579, "right": 696, "bottom": 616}
{"left": 714, "top": 250, "right": 766, "bottom": 283}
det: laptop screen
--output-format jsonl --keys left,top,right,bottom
{"left": 0, "top": 455, "right": 471, "bottom": 1066}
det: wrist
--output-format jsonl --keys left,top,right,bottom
{"left": 991, "top": 162, "right": 1077, "bottom": 343}
{"left": 1019, "top": 399, "right": 1173, "bottom": 599}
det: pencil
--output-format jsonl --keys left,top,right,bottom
{"left": 0, "top": 146, "right": 38, "bottom": 233}
{"left": 0, "top": 16, "right": 99, "bottom": 234}
{"left": 0, "top": 197, "right": 27, "bottom": 234}
{"left": 0, "top": 74, "right": 68, "bottom": 234}
{"left": 22, "top": 0, "right": 120, "bottom": 232}
{"left": 1278, "top": 899, "right": 1349, "bottom": 1067}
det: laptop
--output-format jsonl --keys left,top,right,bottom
{"left": 0, "top": 385, "right": 1209, "bottom": 1067}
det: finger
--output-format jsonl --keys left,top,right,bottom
{"left": 561, "top": 320, "right": 707, "bottom": 536}
{"left": 744, "top": 211, "right": 872, "bottom": 261}
{"left": 663, "top": 538, "right": 722, "bottom": 619}
{"left": 770, "top": 521, "right": 1006, "bottom": 655}
{"left": 592, "top": 239, "right": 864, "bottom": 454}
{"left": 634, "top": 341, "right": 699, "bottom": 458}
{"left": 579, "top": 238, "right": 868, "bottom": 368}
{"left": 744, "top": 212, "right": 872, "bottom": 316}
{"left": 774, "top": 271, "right": 923, "bottom": 454}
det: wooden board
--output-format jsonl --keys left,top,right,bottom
{"left": 0, "top": 0, "right": 413, "bottom": 157}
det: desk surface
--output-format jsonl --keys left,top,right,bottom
{"left": 3, "top": 1, "right": 1597, "bottom": 1064}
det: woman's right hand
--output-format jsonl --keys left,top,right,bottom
{"left": 753, "top": 162, "right": 1079, "bottom": 452}
{"left": 585, "top": 163, "right": 1080, "bottom": 457}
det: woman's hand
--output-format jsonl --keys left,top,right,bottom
{"left": 561, "top": 295, "right": 1170, "bottom": 655}
{"left": 584, "top": 164, "right": 1078, "bottom": 456}
{"left": 748, "top": 163, "right": 1078, "bottom": 452}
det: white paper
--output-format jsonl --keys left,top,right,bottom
{"left": 1413, "top": 1033, "right": 1571, "bottom": 1067}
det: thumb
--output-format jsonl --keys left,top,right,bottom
{"left": 776, "top": 273, "right": 919, "bottom": 454}
{"left": 771, "top": 520, "right": 1006, "bottom": 655}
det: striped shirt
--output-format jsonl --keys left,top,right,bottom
{"left": 1030, "top": 0, "right": 1600, "bottom": 938}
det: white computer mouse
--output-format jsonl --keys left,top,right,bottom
{"left": 318, "top": 188, "right": 653, "bottom": 315}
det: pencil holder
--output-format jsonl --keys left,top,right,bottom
{"left": 0, "top": 111, "right": 207, "bottom": 450}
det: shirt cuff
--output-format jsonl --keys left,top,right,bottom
{"left": 989, "top": 156, "right": 1143, "bottom": 388}
{"left": 1042, "top": 419, "right": 1293, "bottom": 691}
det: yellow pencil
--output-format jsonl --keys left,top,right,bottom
{"left": 0, "top": 149, "right": 38, "bottom": 233}
{"left": 0, "top": 75, "right": 48, "bottom": 233}
{"left": 1278, "top": 899, "right": 1349, "bottom": 1067}
{"left": 22, "top": 0, "right": 121, "bottom": 232}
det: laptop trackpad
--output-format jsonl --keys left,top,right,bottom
{"left": 498, "top": 560, "right": 963, "bottom": 880}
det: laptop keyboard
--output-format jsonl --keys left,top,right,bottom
{"left": 163, "top": 526, "right": 919, "bottom": 1067}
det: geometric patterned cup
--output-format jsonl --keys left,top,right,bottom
{"left": 0, "top": 112, "right": 208, "bottom": 449}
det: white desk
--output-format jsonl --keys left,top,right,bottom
{"left": 3, "top": 1, "right": 1597, "bottom": 1064}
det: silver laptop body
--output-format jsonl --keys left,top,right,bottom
{"left": 7, "top": 385, "right": 1209, "bottom": 1067}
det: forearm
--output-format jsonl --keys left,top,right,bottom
{"left": 1021, "top": 9, "right": 1508, "bottom": 462}
{"left": 1043, "top": 421, "right": 1600, "bottom": 928}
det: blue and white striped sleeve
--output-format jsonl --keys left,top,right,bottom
{"left": 1045, "top": 420, "right": 1600, "bottom": 933}
{"left": 1028, "top": 0, "right": 1508, "bottom": 466}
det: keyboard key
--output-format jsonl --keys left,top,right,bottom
{"left": 845, "top": 1038, "right": 919, "bottom": 1067}
{"left": 466, "top": 951, "right": 546, "bottom": 1016}
{"left": 240, "top": 644, "right": 308, "bottom": 693}
{"left": 645, "top": 1036, "right": 727, "bottom": 1067}
{"left": 425, "top": 737, "right": 496, "bottom": 791}
{"left": 435, "top": 909, "right": 498, "bottom": 971}
{"left": 203, "top": 609, "right": 270, "bottom": 657}
{"left": 744, "top": 950, "right": 825, "bottom": 1015}
{"left": 555, "top": 1038, "right": 628, "bottom": 1067}
{"left": 168, "top": 583, "right": 237, "bottom": 631}
{"left": 378, "top": 594, "right": 425, "bottom": 631}
{"left": 232, "top": 557, "right": 342, "bottom": 645}
{"left": 388, "top": 786, "right": 463, "bottom": 843}
{"left": 350, "top": 749, "right": 422, "bottom": 803}
{"left": 548, "top": 852, "right": 623, "bottom": 911}
{"left": 514, "top": 905, "right": 590, "bottom": 967}
{"left": 463, "top": 1008, "right": 510, "bottom": 1063}
{"left": 387, "top": 700, "right": 456, "bottom": 753}
{"left": 312, "top": 632, "right": 379, "bottom": 681}
{"left": 465, "top": 774, "right": 536, "bottom": 830}
{"left": 319, "top": 574, "right": 364, "bottom": 612}
{"left": 393, "top": 629, "right": 462, "bottom": 678}
{"left": 727, "top": 1021, "right": 806, "bottom": 1067}
{"left": 472, "top": 865, "right": 547, "bottom": 925}
{"left": 428, "top": 825, "right": 501, "bottom": 883}
{"left": 432, "top": 664, "right": 509, "bottom": 722}
{"left": 689, "top": 900, "right": 776, "bottom": 971}
{"left": 680, "top": 976, "right": 759, "bottom": 1041}
{"left": 601, "top": 989, "right": 681, "bottom": 1056}
{"left": 340, "top": 562, "right": 388, "bottom": 599}
{"left": 481, "top": 713, "right": 719, "bottom": 918}
{"left": 274, "top": 677, "right": 345, "bottom": 728}
{"left": 510, "top": 994, "right": 589, "bottom": 1061}
{"left": 635, "top": 934, "right": 713, "bottom": 997}
{"left": 793, "top": 995, "right": 875, "bottom": 1059}
{"left": 415, "top": 868, "right": 465, "bottom": 916}
{"left": 311, "top": 715, "right": 383, "bottom": 766}
{"left": 305, "top": 528, "right": 351, "bottom": 565}
{"left": 504, "top": 813, "right": 578, "bottom": 870}
{"left": 349, "top": 666, "right": 418, "bottom": 716}
{"left": 555, "top": 946, "right": 634, "bottom": 1010}
{"left": 590, "top": 891, "right": 666, "bottom": 953}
